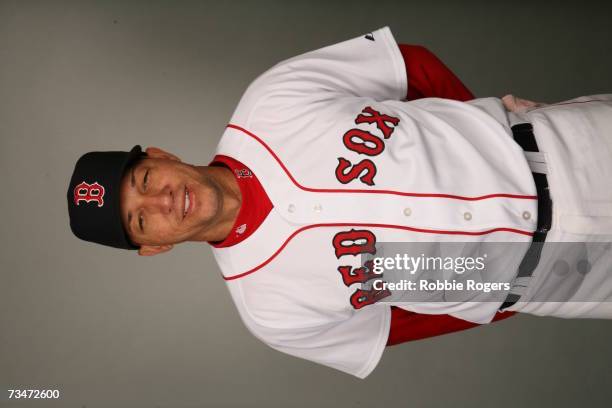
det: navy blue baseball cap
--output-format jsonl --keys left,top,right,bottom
{"left": 67, "top": 146, "right": 144, "bottom": 250}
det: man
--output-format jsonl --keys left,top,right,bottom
{"left": 68, "top": 26, "right": 612, "bottom": 378}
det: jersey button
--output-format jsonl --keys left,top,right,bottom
{"left": 403, "top": 207, "right": 412, "bottom": 216}
{"left": 313, "top": 204, "right": 323, "bottom": 213}
{"left": 288, "top": 204, "right": 296, "bottom": 213}
{"left": 463, "top": 211, "right": 472, "bottom": 221}
{"left": 522, "top": 211, "right": 531, "bottom": 220}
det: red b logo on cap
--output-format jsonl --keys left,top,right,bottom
{"left": 74, "top": 181, "right": 105, "bottom": 207}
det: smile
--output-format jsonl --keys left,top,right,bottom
{"left": 183, "top": 187, "right": 191, "bottom": 218}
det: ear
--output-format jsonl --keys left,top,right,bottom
{"left": 145, "top": 146, "right": 181, "bottom": 162}
{"left": 138, "top": 244, "right": 174, "bottom": 256}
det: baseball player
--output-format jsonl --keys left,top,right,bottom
{"left": 67, "top": 27, "right": 612, "bottom": 378}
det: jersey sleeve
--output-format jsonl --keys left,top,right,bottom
{"left": 229, "top": 26, "right": 407, "bottom": 125}
{"left": 239, "top": 302, "right": 391, "bottom": 379}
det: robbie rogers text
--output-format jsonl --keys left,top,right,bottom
{"left": 372, "top": 279, "right": 511, "bottom": 293}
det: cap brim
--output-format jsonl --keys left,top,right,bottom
{"left": 114, "top": 145, "right": 145, "bottom": 249}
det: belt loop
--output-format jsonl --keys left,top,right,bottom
{"left": 512, "top": 123, "right": 540, "bottom": 152}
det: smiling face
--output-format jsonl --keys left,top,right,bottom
{"left": 119, "top": 148, "right": 224, "bottom": 252}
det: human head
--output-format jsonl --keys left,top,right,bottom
{"left": 68, "top": 146, "right": 229, "bottom": 256}
{"left": 118, "top": 146, "right": 224, "bottom": 256}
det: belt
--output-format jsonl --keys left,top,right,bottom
{"left": 499, "top": 123, "right": 553, "bottom": 310}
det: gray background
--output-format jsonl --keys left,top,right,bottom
{"left": 1, "top": 1, "right": 611, "bottom": 407}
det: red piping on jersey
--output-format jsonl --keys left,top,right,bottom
{"left": 225, "top": 124, "right": 538, "bottom": 201}
{"left": 222, "top": 222, "right": 533, "bottom": 281}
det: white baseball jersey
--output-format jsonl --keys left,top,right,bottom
{"left": 210, "top": 25, "right": 612, "bottom": 377}
{"left": 210, "top": 26, "right": 545, "bottom": 378}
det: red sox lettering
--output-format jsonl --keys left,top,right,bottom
{"left": 73, "top": 181, "right": 105, "bottom": 207}
{"left": 235, "top": 168, "right": 253, "bottom": 178}
{"left": 332, "top": 106, "right": 399, "bottom": 308}
{"left": 333, "top": 229, "right": 391, "bottom": 309}
{"left": 335, "top": 106, "right": 400, "bottom": 186}
{"left": 355, "top": 106, "right": 400, "bottom": 139}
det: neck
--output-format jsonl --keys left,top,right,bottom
{"left": 195, "top": 165, "right": 242, "bottom": 242}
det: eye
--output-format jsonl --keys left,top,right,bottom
{"left": 143, "top": 170, "right": 149, "bottom": 191}
{"left": 138, "top": 213, "right": 144, "bottom": 232}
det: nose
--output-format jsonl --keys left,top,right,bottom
{"left": 142, "top": 187, "right": 174, "bottom": 215}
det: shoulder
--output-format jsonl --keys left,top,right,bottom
{"left": 228, "top": 27, "right": 403, "bottom": 126}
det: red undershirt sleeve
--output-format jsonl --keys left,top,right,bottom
{"left": 398, "top": 44, "right": 475, "bottom": 101}
{"left": 387, "top": 307, "right": 515, "bottom": 346}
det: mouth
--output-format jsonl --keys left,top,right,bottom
{"left": 183, "top": 186, "right": 192, "bottom": 219}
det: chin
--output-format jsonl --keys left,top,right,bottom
{"left": 207, "top": 179, "right": 223, "bottom": 218}
{"left": 187, "top": 174, "right": 223, "bottom": 234}
{"left": 194, "top": 186, "right": 222, "bottom": 226}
